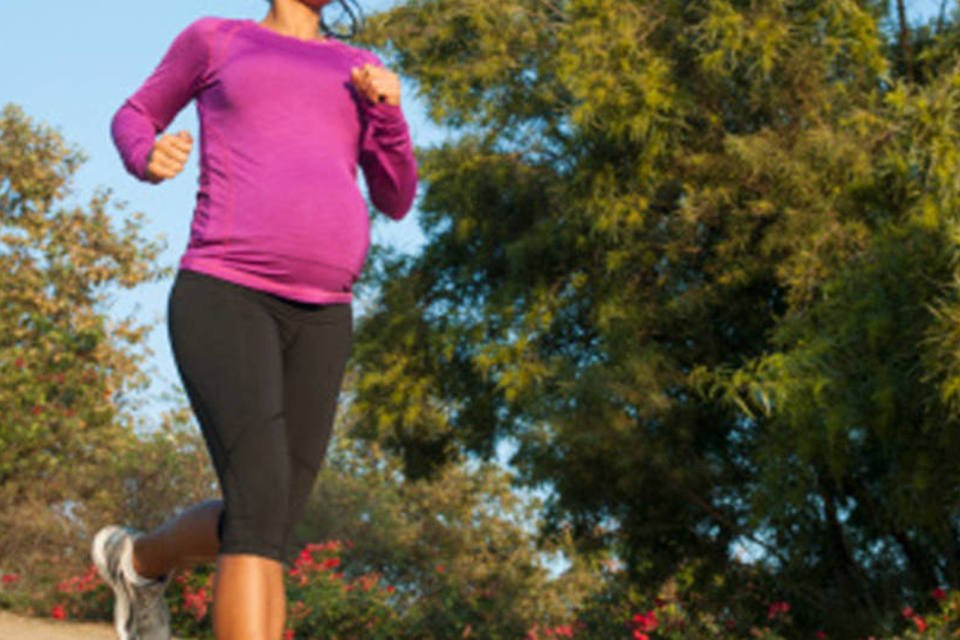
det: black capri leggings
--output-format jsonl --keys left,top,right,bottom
{"left": 167, "top": 268, "right": 352, "bottom": 566}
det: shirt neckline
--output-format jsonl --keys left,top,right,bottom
{"left": 242, "top": 19, "right": 340, "bottom": 48}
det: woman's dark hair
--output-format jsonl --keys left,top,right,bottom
{"left": 321, "top": 0, "right": 365, "bottom": 39}
{"left": 266, "top": 0, "right": 365, "bottom": 40}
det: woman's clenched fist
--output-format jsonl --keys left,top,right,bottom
{"left": 350, "top": 63, "right": 401, "bottom": 107}
{"left": 145, "top": 130, "right": 193, "bottom": 183}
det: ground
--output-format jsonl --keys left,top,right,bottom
{"left": 0, "top": 608, "right": 190, "bottom": 639}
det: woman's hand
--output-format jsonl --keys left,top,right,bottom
{"left": 145, "top": 130, "right": 193, "bottom": 183}
{"left": 350, "top": 63, "right": 401, "bottom": 107}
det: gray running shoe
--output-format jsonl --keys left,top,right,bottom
{"left": 91, "top": 525, "right": 172, "bottom": 640}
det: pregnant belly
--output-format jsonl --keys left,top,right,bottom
{"left": 230, "top": 179, "right": 372, "bottom": 280}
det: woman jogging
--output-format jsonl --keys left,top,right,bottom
{"left": 90, "top": 0, "right": 418, "bottom": 638}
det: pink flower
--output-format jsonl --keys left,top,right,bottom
{"left": 182, "top": 584, "right": 209, "bottom": 620}
{"left": 768, "top": 601, "right": 791, "bottom": 620}
{"left": 631, "top": 611, "right": 658, "bottom": 632}
{"left": 902, "top": 606, "right": 915, "bottom": 619}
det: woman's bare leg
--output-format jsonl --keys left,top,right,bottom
{"left": 131, "top": 499, "right": 222, "bottom": 577}
{"left": 129, "top": 498, "right": 287, "bottom": 639}
{"left": 212, "top": 554, "right": 281, "bottom": 639}
{"left": 266, "top": 558, "right": 287, "bottom": 639}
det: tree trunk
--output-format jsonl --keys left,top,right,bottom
{"left": 897, "top": 0, "right": 914, "bottom": 81}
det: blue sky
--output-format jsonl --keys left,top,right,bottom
{"left": 0, "top": 0, "right": 949, "bottom": 446}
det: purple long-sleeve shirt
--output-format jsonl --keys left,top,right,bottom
{"left": 111, "top": 16, "right": 418, "bottom": 303}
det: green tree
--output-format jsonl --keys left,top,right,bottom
{"left": 344, "top": 1, "right": 960, "bottom": 636}
{"left": 293, "top": 419, "right": 601, "bottom": 639}
{"left": 0, "top": 102, "right": 217, "bottom": 577}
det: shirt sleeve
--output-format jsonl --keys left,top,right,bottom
{"left": 110, "top": 17, "right": 217, "bottom": 182}
{"left": 357, "top": 51, "right": 419, "bottom": 221}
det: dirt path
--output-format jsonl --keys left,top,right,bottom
{"left": 0, "top": 608, "right": 191, "bottom": 639}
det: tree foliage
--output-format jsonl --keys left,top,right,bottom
{"left": 294, "top": 431, "right": 601, "bottom": 638}
{"left": 0, "top": 102, "right": 216, "bottom": 574}
{"left": 346, "top": 1, "right": 960, "bottom": 635}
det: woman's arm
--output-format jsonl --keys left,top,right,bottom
{"left": 356, "top": 52, "right": 419, "bottom": 220}
{"left": 111, "top": 17, "right": 216, "bottom": 182}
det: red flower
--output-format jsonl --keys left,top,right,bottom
{"left": 51, "top": 604, "right": 66, "bottom": 620}
{"left": 913, "top": 616, "right": 927, "bottom": 633}
{"left": 182, "top": 584, "right": 209, "bottom": 620}
{"left": 1, "top": 573, "right": 20, "bottom": 584}
{"left": 932, "top": 587, "right": 947, "bottom": 602}
{"left": 816, "top": 632, "right": 827, "bottom": 639}
{"left": 768, "top": 601, "right": 791, "bottom": 620}
{"left": 631, "top": 611, "right": 658, "bottom": 632}
{"left": 386, "top": 584, "right": 396, "bottom": 593}
{"left": 902, "top": 606, "right": 915, "bottom": 619}
{"left": 14, "top": 358, "right": 24, "bottom": 369}
{"left": 631, "top": 633, "right": 649, "bottom": 640}
{"left": 436, "top": 564, "right": 445, "bottom": 574}
{"left": 283, "top": 629, "right": 294, "bottom": 640}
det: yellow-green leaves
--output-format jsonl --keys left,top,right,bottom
{"left": 347, "top": 2, "right": 960, "bottom": 632}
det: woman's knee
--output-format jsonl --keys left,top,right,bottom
{"left": 218, "top": 462, "right": 292, "bottom": 563}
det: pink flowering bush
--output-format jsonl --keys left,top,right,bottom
{"left": 278, "top": 539, "right": 401, "bottom": 640}
{"left": 4, "top": 550, "right": 960, "bottom": 638}
{"left": 0, "top": 562, "right": 112, "bottom": 621}
{"left": 0, "top": 539, "right": 397, "bottom": 638}
{"left": 164, "top": 539, "right": 401, "bottom": 639}
{"left": 888, "top": 587, "right": 959, "bottom": 639}
{"left": 167, "top": 566, "right": 215, "bottom": 638}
